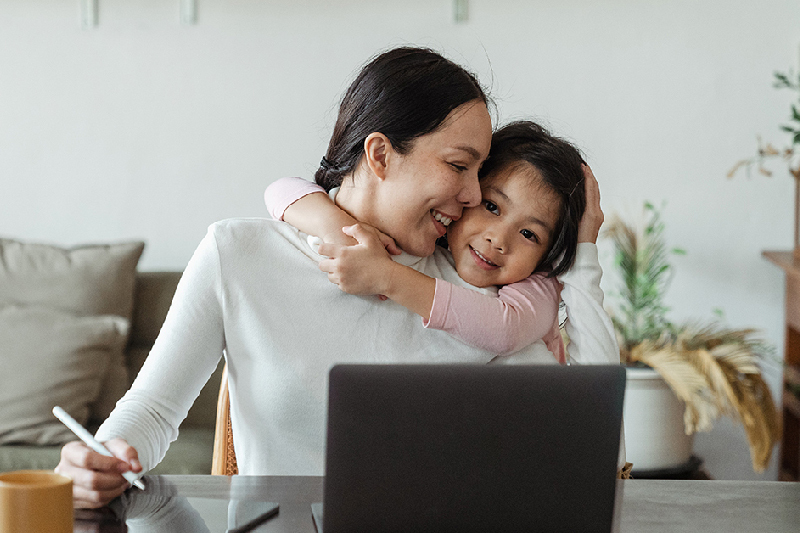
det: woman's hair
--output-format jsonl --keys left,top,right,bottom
{"left": 315, "top": 47, "right": 488, "bottom": 191}
{"left": 480, "top": 120, "right": 587, "bottom": 278}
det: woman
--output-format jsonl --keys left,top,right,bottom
{"left": 57, "top": 47, "right": 617, "bottom": 507}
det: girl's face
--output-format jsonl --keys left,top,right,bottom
{"left": 446, "top": 165, "right": 562, "bottom": 288}
{"left": 372, "top": 100, "right": 492, "bottom": 257}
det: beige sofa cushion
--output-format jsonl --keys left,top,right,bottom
{"left": 0, "top": 306, "right": 128, "bottom": 445}
{"left": 0, "top": 237, "right": 144, "bottom": 421}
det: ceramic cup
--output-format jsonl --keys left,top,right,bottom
{"left": 0, "top": 470, "right": 73, "bottom": 533}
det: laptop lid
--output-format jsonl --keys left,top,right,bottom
{"left": 323, "top": 364, "right": 625, "bottom": 533}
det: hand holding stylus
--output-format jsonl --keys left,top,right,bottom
{"left": 53, "top": 406, "right": 145, "bottom": 507}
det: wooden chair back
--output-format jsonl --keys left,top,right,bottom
{"left": 211, "top": 362, "right": 238, "bottom": 475}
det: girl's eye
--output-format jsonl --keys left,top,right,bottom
{"left": 521, "top": 229, "right": 540, "bottom": 243}
{"left": 449, "top": 162, "right": 468, "bottom": 172}
{"left": 483, "top": 200, "right": 499, "bottom": 215}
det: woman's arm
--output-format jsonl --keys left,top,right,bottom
{"left": 57, "top": 226, "right": 227, "bottom": 507}
{"left": 559, "top": 166, "right": 626, "bottom": 469}
{"left": 559, "top": 243, "right": 619, "bottom": 364}
{"left": 559, "top": 165, "right": 620, "bottom": 365}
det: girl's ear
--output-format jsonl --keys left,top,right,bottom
{"left": 363, "top": 132, "right": 393, "bottom": 180}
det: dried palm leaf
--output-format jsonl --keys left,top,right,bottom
{"left": 606, "top": 203, "right": 782, "bottom": 472}
{"left": 633, "top": 325, "right": 782, "bottom": 471}
{"left": 630, "top": 342, "right": 718, "bottom": 434}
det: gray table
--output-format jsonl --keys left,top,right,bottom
{"left": 74, "top": 475, "right": 800, "bottom": 532}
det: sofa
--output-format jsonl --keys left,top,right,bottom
{"left": 0, "top": 237, "right": 224, "bottom": 475}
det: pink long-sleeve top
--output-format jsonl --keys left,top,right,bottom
{"left": 264, "top": 177, "right": 565, "bottom": 363}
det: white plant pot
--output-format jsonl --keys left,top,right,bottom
{"left": 624, "top": 367, "right": 694, "bottom": 471}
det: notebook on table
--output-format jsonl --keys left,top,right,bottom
{"left": 317, "top": 363, "right": 626, "bottom": 533}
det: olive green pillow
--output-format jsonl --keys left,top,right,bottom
{"left": 0, "top": 237, "right": 144, "bottom": 421}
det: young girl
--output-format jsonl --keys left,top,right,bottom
{"left": 265, "top": 121, "right": 594, "bottom": 362}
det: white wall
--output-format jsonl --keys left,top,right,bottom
{"left": 2, "top": 0, "right": 798, "bottom": 480}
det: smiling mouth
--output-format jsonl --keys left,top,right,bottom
{"left": 431, "top": 210, "right": 453, "bottom": 227}
{"left": 430, "top": 210, "right": 455, "bottom": 237}
{"left": 471, "top": 246, "right": 497, "bottom": 268}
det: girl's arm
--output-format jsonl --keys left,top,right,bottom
{"left": 319, "top": 224, "right": 562, "bottom": 357}
{"left": 271, "top": 179, "right": 562, "bottom": 357}
{"left": 264, "top": 177, "right": 359, "bottom": 246}
{"left": 425, "top": 275, "right": 562, "bottom": 357}
{"left": 317, "top": 223, "right": 436, "bottom": 318}
{"left": 264, "top": 177, "right": 400, "bottom": 251}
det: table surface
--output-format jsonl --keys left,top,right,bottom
{"left": 73, "top": 475, "right": 800, "bottom": 533}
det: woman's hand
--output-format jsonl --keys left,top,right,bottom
{"left": 318, "top": 223, "right": 400, "bottom": 296}
{"left": 55, "top": 439, "right": 142, "bottom": 508}
{"left": 577, "top": 164, "right": 604, "bottom": 243}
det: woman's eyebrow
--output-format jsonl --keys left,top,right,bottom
{"left": 452, "top": 145, "right": 482, "bottom": 160}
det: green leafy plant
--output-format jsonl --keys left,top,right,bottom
{"left": 604, "top": 203, "right": 781, "bottom": 472}
{"left": 728, "top": 70, "right": 800, "bottom": 180}
{"left": 606, "top": 202, "right": 685, "bottom": 351}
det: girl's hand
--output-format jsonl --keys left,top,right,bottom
{"left": 321, "top": 226, "right": 401, "bottom": 256}
{"left": 56, "top": 439, "right": 142, "bottom": 508}
{"left": 577, "top": 164, "right": 604, "bottom": 243}
{"left": 318, "top": 223, "right": 398, "bottom": 296}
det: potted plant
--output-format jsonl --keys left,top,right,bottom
{"left": 728, "top": 69, "right": 800, "bottom": 260}
{"left": 604, "top": 202, "right": 782, "bottom": 473}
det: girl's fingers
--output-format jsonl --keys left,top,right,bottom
{"left": 376, "top": 231, "right": 401, "bottom": 255}
{"left": 318, "top": 242, "right": 343, "bottom": 259}
{"left": 318, "top": 258, "right": 333, "bottom": 273}
{"left": 342, "top": 223, "right": 379, "bottom": 246}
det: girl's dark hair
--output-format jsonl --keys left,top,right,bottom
{"left": 315, "top": 47, "right": 488, "bottom": 191}
{"left": 480, "top": 121, "right": 586, "bottom": 278}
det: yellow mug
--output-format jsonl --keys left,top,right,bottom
{"left": 0, "top": 470, "right": 73, "bottom": 533}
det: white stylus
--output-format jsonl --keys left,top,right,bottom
{"left": 52, "top": 406, "right": 145, "bottom": 490}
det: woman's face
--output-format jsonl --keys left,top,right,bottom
{"left": 373, "top": 100, "right": 492, "bottom": 257}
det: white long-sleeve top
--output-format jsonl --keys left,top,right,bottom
{"left": 96, "top": 219, "right": 620, "bottom": 475}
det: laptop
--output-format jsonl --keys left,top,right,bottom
{"left": 318, "top": 364, "right": 626, "bottom": 533}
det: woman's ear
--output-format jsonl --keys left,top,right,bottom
{"left": 363, "top": 132, "right": 393, "bottom": 180}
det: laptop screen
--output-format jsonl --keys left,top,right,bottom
{"left": 323, "top": 364, "right": 625, "bottom": 533}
